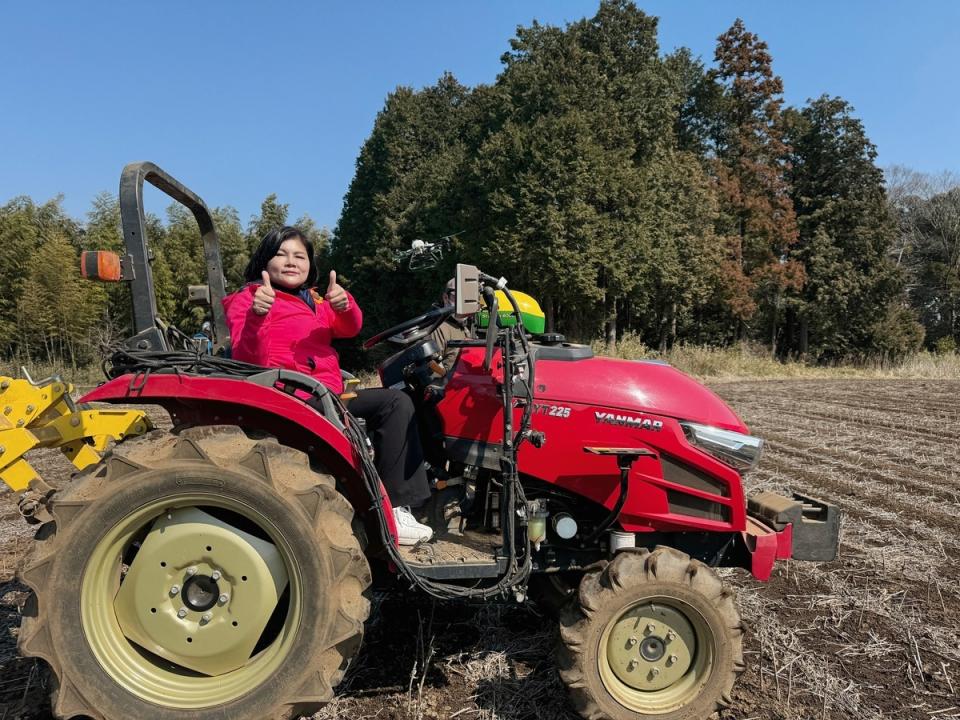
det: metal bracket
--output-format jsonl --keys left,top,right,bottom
{"left": 0, "top": 375, "right": 151, "bottom": 497}
{"left": 120, "top": 254, "right": 136, "bottom": 280}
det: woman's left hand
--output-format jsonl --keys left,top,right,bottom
{"left": 325, "top": 270, "right": 350, "bottom": 312}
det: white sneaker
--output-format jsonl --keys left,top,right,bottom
{"left": 394, "top": 506, "right": 433, "bottom": 546}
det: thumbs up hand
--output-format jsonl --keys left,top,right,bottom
{"left": 324, "top": 270, "right": 349, "bottom": 312}
{"left": 253, "top": 271, "right": 276, "bottom": 316}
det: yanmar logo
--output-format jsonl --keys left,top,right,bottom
{"left": 595, "top": 411, "right": 663, "bottom": 431}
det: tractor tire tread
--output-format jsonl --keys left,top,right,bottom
{"left": 557, "top": 546, "right": 743, "bottom": 720}
{"left": 17, "top": 426, "right": 371, "bottom": 720}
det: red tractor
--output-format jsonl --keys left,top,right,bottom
{"left": 7, "top": 163, "right": 839, "bottom": 720}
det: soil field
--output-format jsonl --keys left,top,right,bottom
{"left": 1, "top": 379, "right": 958, "bottom": 719}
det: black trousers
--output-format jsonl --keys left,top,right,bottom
{"left": 349, "top": 388, "right": 431, "bottom": 508}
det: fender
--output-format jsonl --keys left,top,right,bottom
{"left": 81, "top": 374, "right": 399, "bottom": 541}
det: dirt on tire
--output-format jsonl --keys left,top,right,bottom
{"left": 557, "top": 547, "right": 743, "bottom": 720}
{"left": 8, "top": 421, "right": 370, "bottom": 720}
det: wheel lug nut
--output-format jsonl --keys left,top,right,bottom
{"left": 177, "top": 608, "right": 187, "bottom": 619}
{"left": 627, "top": 636, "right": 638, "bottom": 646}
{"left": 666, "top": 631, "right": 676, "bottom": 641}
{"left": 646, "top": 623, "right": 656, "bottom": 633}
{"left": 627, "top": 660, "right": 637, "bottom": 671}
{"left": 186, "top": 566, "right": 197, "bottom": 576}
{"left": 169, "top": 585, "right": 180, "bottom": 596}
{"left": 218, "top": 594, "right": 229, "bottom": 604}
{"left": 201, "top": 613, "right": 212, "bottom": 623}
{"left": 211, "top": 570, "right": 221, "bottom": 581}
{"left": 651, "top": 667, "right": 660, "bottom": 677}
{"left": 669, "top": 654, "right": 678, "bottom": 664}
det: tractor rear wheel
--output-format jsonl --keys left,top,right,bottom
{"left": 557, "top": 547, "right": 743, "bottom": 720}
{"left": 17, "top": 426, "right": 371, "bottom": 720}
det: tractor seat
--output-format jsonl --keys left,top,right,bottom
{"left": 243, "top": 368, "right": 348, "bottom": 430}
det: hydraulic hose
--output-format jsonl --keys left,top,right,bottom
{"left": 106, "top": 308, "right": 536, "bottom": 601}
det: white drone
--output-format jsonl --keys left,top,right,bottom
{"left": 393, "top": 233, "right": 462, "bottom": 270}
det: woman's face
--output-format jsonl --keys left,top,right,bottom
{"left": 265, "top": 237, "right": 310, "bottom": 290}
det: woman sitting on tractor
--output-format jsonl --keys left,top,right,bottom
{"left": 223, "top": 226, "right": 433, "bottom": 545}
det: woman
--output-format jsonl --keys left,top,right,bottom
{"left": 223, "top": 226, "right": 433, "bottom": 545}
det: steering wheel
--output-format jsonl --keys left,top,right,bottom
{"left": 362, "top": 305, "right": 455, "bottom": 350}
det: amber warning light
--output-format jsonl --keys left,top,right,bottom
{"left": 80, "top": 251, "right": 123, "bottom": 282}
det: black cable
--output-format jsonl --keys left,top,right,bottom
{"left": 105, "top": 347, "right": 271, "bottom": 380}
{"left": 582, "top": 466, "right": 630, "bottom": 545}
{"left": 341, "top": 406, "right": 531, "bottom": 600}
{"left": 109, "top": 340, "right": 534, "bottom": 599}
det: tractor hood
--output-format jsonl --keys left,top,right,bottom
{"left": 533, "top": 355, "right": 748, "bottom": 433}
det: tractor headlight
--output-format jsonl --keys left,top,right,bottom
{"left": 680, "top": 422, "right": 764, "bottom": 473}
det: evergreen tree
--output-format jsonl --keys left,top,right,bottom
{"left": 161, "top": 204, "right": 209, "bottom": 330}
{"left": 710, "top": 19, "right": 803, "bottom": 349}
{"left": 333, "top": 73, "right": 473, "bottom": 333}
{"left": 637, "top": 148, "right": 724, "bottom": 350}
{"left": 153, "top": 203, "right": 250, "bottom": 332}
{"left": 475, "top": 1, "right": 680, "bottom": 343}
{"left": 784, "top": 96, "right": 916, "bottom": 357}
{"left": 213, "top": 206, "right": 248, "bottom": 291}
{"left": 17, "top": 232, "right": 106, "bottom": 367}
{"left": 894, "top": 181, "right": 960, "bottom": 346}
{"left": 663, "top": 48, "right": 724, "bottom": 158}
{"left": 2, "top": 2, "right": 928, "bottom": 366}
{"left": 82, "top": 192, "right": 131, "bottom": 342}
{"left": 292, "top": 215, "right": 331, "bottom": 262}
{"left": 141, "top": 212, "right": 177, "bottom": 327}
{"left": 246, "top": 194, "right": 289, "bottom": 254}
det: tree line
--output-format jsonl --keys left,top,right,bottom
{"left": 2, "top": 1, "right": 958, "bottom": 368}
{"left": 0, "top": 191, "right": 327, "bottom": 368}
{"left": 330, "top": 2, "right": 949, "bottom": 360}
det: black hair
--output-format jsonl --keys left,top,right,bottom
{"left": 243, "top": 226, "right": 318, "bottom": 288}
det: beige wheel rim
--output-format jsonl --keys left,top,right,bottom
{"left": 598, "top": 595, "right": 716, "bottom": 714}
{"left": 80, "top": 493, "right": 303, "bottom": 708}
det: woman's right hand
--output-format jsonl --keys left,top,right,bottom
{"left": 253, "top": 271, "right": 276, "bottom": 315}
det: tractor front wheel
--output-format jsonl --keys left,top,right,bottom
{"left": 557, "top": 546, "right": 743, "bottom": 720}
{"left": 527, "top": 571, "right": 582, "bottom": 618}
{"left": 17, "top": 426, "right": 371, "bottom": 720}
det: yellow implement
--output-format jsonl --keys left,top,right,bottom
{"left": 0, "top": 373, "right": 151, "bottom": 521}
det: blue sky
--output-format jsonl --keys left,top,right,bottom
{"left": 2, "top": 1, "right": 957, "bottom": 231}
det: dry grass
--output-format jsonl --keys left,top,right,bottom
{"left": 313, "top": 596, "right": 573, "bottom": 720}
{"left": 0, "top": 361, "right": 104, "bottom": 391}
{"left": 592, "top": 335, "right": 960, "bottom": 381}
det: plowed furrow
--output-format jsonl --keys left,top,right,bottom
{"left": 743, "top": 395, "right": 957, "bottom": 436}
{"left": 756, "top": 429, "right": 960, "bottom": 500}
{"left": 716, "top": 379, "right": 960, "bottom": 419}
{"left": 756, "top": 456, "right": 960, "bottom": 560}
{"left": 756, "top": 387, "right": 959, "bottom": 419}
{"left": 741, "top": 407, "right": 960, "bottom": 474}
{"left": 738, "top": 402, "right": 960, "bottom": 450}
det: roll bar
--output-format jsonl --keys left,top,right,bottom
{"left": 118, "top": 161, "right": 228, "bottom": 352}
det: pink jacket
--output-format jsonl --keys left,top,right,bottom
{"left": 222, "top": 283, "right": 363, "bottom": 394}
